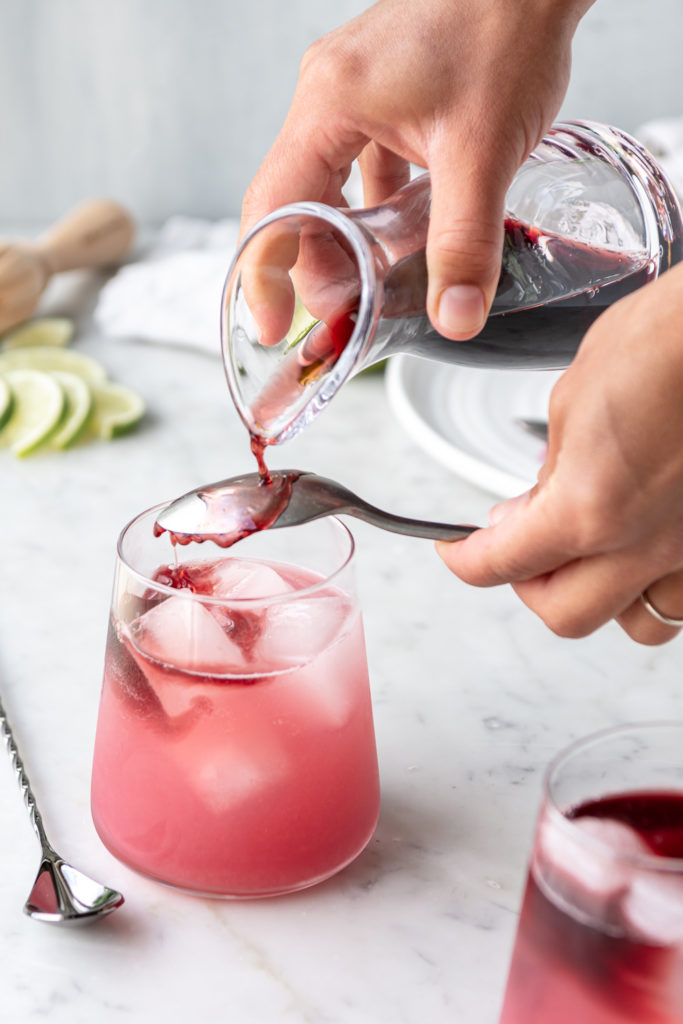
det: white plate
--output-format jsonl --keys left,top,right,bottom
{"left": 386, "top": 355, "right": 563, "bottom": 498}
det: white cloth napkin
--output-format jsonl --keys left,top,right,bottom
{"left": 93, "top": 166, "right": 367, "bottom": 355}
{"left": 94, "top": 215, "right": 240, "bottom": 355}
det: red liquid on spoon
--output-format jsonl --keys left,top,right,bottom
{"left": 153, "top": 316, "right": 356, "bottom": 548}
{"left": 153, "top": 426, "right": 304, "bottom": 548}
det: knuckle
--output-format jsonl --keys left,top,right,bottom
{"left": 555, "top": 483, "right": 615, "bottom": 554}
{"left": 241, "top": 179, "right": 269, "bottom": 225}
{"left": 540, "top": 601, "right": 596, "bottom": 640}
{"left": 241, "top": 178, "right": 262, "bottom": 211}
{"left": 547, "top": 375, "right": 571, "bottom": 422}
{"left": 486, "top": 551, "right": 531, "bottom": 585}
{"left": 430, "top": 220, "right": 502, "bottom": 280}
{"left": 299, "top": 36, "right": 327, "bottom": 78}
{"left": 299, "top": 33, "right": 362, "bottom": 94}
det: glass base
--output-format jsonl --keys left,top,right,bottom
{"left": 94, "top": 812, "right": 380, "bottom": 900}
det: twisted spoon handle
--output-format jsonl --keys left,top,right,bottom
{"left": 0, "top": 693, "right": 51, "bottom": 852}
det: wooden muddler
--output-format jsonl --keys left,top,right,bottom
{"left": 0, "top": 198, "right": 136, "bottom": 335}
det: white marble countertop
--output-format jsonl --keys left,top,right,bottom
{"left": 2, "top": 269, "right": 683, "bottom": 1024}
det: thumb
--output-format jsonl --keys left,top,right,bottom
{"left": 426, "top": 153, "right": 511, "bottom": 340}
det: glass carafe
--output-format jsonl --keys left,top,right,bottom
{"left": 222, "top": 121, "right": 683, "bottom": 446}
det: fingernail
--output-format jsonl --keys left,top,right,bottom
{"left": 436, "top": 285, "right": 486, "bottom": 337}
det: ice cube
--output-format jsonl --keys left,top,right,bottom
{"left": 132, "top": 595, "right": 247, "bottom": 673}
{"left": 261, "top": 592, "right": 347, "bottom": 669}
{"left": 536, "top": 816, "right": 651, "bottom": 920}
{"left": 621, "top": 873, "right": 683, "bottom": 944}
{"left": 573, "top": 817, "right": 653, "bottom": 856}
{"left": 260, "top": 596, "right": 362, "bottom": 729}
{"left": 190, "top": 737, "right": 291, "bottom": 814}
{"left": 206, "top": 558, "right": 294, "bottom": 600}
{"left": 555, "top": 200, "right": 643, "bottom": 252}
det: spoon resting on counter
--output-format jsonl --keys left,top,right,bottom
{"left": 154, "top": 470, "right": 478, "bottom": 547}
{"left": 0, "top": 690, "right": 124, "bottom": 925}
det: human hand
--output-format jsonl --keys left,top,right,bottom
{"left": 437, "top": 262, "right": 683, "bottom": 645}
{"left": 240, "top": 0, "right": 593, "bottom": 342}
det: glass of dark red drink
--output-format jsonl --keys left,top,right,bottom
{"left": 499, "top": 723, "right": 683, "bottom": 1024}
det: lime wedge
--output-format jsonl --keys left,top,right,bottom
{"left": 0, "top": 376, "right": 13, "bottom": 431}
{"left": 89, "top": 381, "right": 145, "bottom": 439}
{"left": 1, "top": 317, "right": 75, "bottom": 350}
{"left": 0, "top": 369, "right": 66, "bottom": 456}
{"left": 0, "top": 346, "right": 107, "bottom": 383}
{"left": 49, "top": 371, "right": 93, "bottom": 449}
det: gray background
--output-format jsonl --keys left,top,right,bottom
{"left": 1, "top": 0, "right": 681, "bottom": 227}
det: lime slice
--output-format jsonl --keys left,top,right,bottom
{"left": 49, "top": 371, "right": 93, "bottom": 449}
{"left": 1, "top": 317, "right": 75, "bottom": 350}
{"left": 89, "top": 381, "right": 145, "bottom": 439}
{"left": 284, "top": 295, "right": 318, "bottom": 349}
{"left": 0, "top": 346, "right": 107, "bottom": 383}
{"left": 0, "top": 369, "right": 66, "bottom": 456}
{"left": 0, "top": 376, "right": 13, "bottom": 431}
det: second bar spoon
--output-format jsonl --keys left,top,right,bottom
{"left": 0, "top": 691, "right": 124, "bottom": 925}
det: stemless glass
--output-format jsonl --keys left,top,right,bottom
{"left": 91, "top": 509, "right": 380, "bottom": 898}
{"left": 499, "top": 723, "right": 683, "bottom": 1024}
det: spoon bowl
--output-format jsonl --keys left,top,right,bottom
{"left": 155, "top": 470, "right": 478, "bottom": 546}
{"left": 25, "top": 854, "right": 124, "bottom": 926}
{"left": 0, "top": 692, "right": 124, "bottom": 926}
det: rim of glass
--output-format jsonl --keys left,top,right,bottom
{"left": 221, "top": 201, "right": 381, "bottom": 445}
{"left": 116, "top": 503, "right": 356, "bottom": 606}
{"left": 544, "top": 721, "right": 683, "bottom": 872}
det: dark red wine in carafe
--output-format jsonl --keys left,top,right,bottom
{"left": 384, "top": 216, "right": 662, "bottom": 369}
{"left": 255, "top": 216, "right": 665, "bottom": 421}
{"left": 224, "top": 123, "right": 683, "bottom": 445}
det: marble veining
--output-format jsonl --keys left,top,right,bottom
{"left": 1, "top": 270, "right": 682, "bottom": 1023}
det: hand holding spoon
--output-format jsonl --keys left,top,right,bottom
{"left": 154, "top": 470, "right": 478, "bottom": 547}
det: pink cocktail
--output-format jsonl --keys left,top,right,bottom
{"left": 499, "top": 724, "right": 683, "bottom": 1024}
{"left": 91, "top": 509, "right": 379, "bottom": 897}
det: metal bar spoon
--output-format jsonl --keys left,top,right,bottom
{"left": 154, "top": 470, "right": 479, "bottom": 547}
{"left": 0, "top": 691, "right": 124, "bottom": 924}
